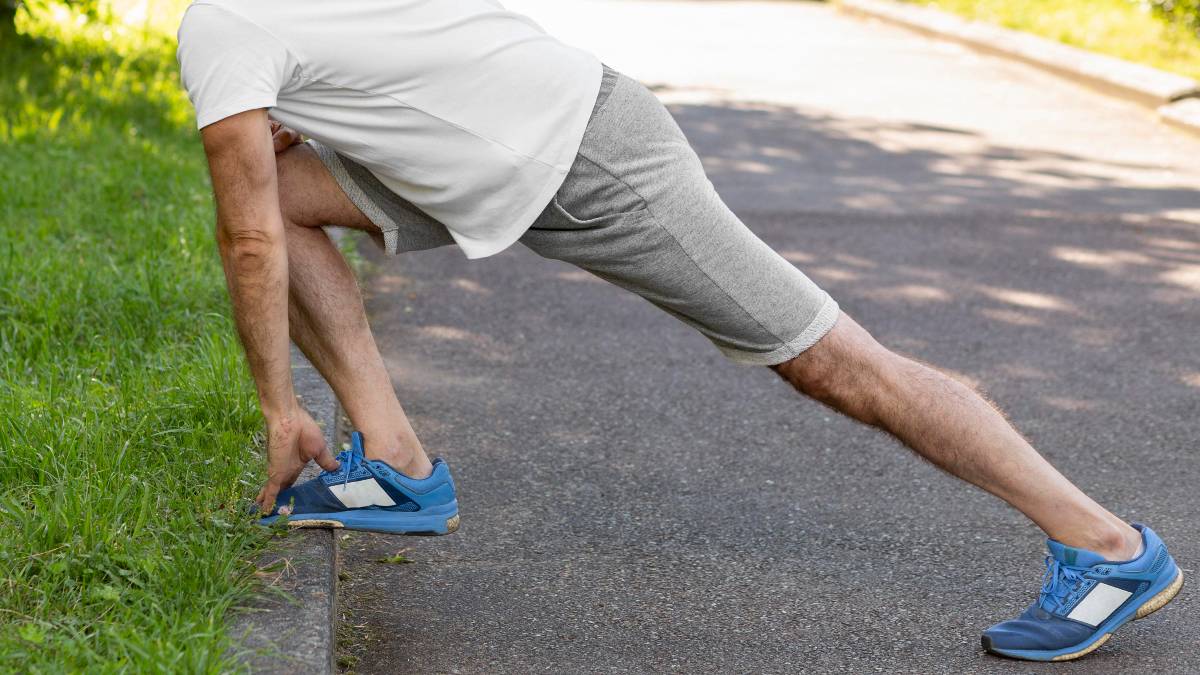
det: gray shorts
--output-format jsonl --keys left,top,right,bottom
{"left": 310, "top": 67, "right": 839, "bottom": 365}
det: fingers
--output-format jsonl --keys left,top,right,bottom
{"left": 272, "top": 129, "right": 291, "bottom": 153}
{"left": 255, "top": 411, "right": 328, "bottom": 517}
{"left": 314, "top": 444, "right": 341, "bottom": 473}
{"left": 256, "top": 480, "right": 281, "bottom": 515}
{"left": 271, "top": 127, "right": 302, "bottom": 153}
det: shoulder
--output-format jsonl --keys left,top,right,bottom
{"left": 177, "top": 3, "right": 263, "bottom": 47}
{"left": 178, "top": 3, "right": 233, "bottom": 37}
{"left": 177, "top": 2, "right": 290, "bottom": 69}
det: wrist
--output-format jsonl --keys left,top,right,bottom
{"left": 262, "top": 400, "right": 300, "bottom": 425}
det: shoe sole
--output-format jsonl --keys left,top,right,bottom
{"left": 285, "top": 513, "right": 461, "bottom": 536}
{"left": 983, "top": 569, "right": 1184, "bottom": 662}
{"left": 1134, "top": 568, "right": 1184, "bottom": 620}
{"left": 261, "top": 504, "right": 461, "bottom": 536}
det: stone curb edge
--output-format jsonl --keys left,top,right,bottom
{"left": 1158, "top": 98, "right": 1200, "bottom": 136}
{"left": 837, "top": 0, "right": 1200, "bottom": 136}
{"left": 229, "top": 346, "right": 341, "bottom": 674}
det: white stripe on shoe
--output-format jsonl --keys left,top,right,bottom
{"left": 1067, "top": 583, "right": 1133, "bottom": 626}
{"left": 329, "top": 478, "right": 397, "bottom": 508}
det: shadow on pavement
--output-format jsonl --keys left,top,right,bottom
{"left": 336, "top": 99, "right": 1198, "bottom": 674}
{"left": 669, "top": 100, "right": 1198, "bottom": 218}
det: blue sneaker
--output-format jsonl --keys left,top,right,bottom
{"left": 982, "top": 523, "right": 1183, "bottom": 661}
{"left": 257, "top": 431, "right": 459, "bottom": 535}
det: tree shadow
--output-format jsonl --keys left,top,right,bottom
{"left": 356, "top": 65, "right": 1199, "bottom": 675}
{"left": 656, "top": 98, "right": 1199, "bottom": 481}
{"left": 367, "top": 95, "right": 1199, "bottom": 525}
{"left": 668, "top": 100, "right": 1199, "bottom": 217}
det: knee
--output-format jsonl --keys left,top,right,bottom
{"left": 772, "top": 349, "right": 841, "bottom": 405}
{"left": 771, "top": 313, "right": 894, "bottom": 416}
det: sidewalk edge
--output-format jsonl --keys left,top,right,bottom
{"left": 229, "top": 347, "right": 341, "bottom": 674}
{"left": 1159, "top": 98, "right": 1200, "bottom": 136}
{"left": 837, "top": 0, "right": 1200, "bottom": 111}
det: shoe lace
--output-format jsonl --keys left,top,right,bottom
{"left": 1039, "top": 555, "right": 1089, "bottom": 613}
{"left": 322, "top": 432, "right": 365, "bottom": 490}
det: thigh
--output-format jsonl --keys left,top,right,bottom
{"left": 525, "top": 189, "right": 839, "bottom": 366}
{"left": 304, "top": 140, "right": 455, "bottom": 255}
{"left": 522, "top": 72, "right": 839, "bottom": 366}
{"left": 275, "top": 142, "right": 378, "bottom": 235}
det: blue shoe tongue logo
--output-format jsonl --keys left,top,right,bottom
{"left": 1064, "top": 548, "right": 1078, "bottom": 566}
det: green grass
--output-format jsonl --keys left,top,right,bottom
{"left": 909, "top": 0, "right": 1200, "bottom": 80}
{"left": 0, "top": 3, "right": 275, "bottom": 671}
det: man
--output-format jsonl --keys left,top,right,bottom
{"left": 176, "top": 0, "right": 1181, "bottom": 662}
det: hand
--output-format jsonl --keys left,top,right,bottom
{"left": 255, "top": 408, "right": 340, "bottom": 515}
{"left": 268, "top": 118, "right": 303, "bottom": 153}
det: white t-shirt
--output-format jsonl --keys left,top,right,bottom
{"left": 176, "top": 0, "right": 601, "bottom": 259}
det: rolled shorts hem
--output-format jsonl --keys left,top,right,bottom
{"left": 308, "top": 139, "right": 405, "bottom": 253}
{"left": 715, "top": 295, "right": 841, "bottom": 366}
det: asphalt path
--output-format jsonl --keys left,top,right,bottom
{"left": 335, "top": 2, "right": 1199, "bottom": 672}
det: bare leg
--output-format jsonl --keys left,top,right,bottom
{"left": 275, "top": 144, "right": 432, "bottom": 478}
{"left": 773, "top": 312, "right": 1141, "bottom": 561}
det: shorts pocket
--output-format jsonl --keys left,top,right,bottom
{"left": 547, "top": 152, "right": 649, "bottom": 229}
{"left": 546, "top": 195, "right": 650, "bottom": 231}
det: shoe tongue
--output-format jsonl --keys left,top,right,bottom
{"left": 1047, "top": 539, "right": 1106, "bottom": 567}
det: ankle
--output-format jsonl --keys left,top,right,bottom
{"left": 360, "top": 431, "right": 433, "bottom": 479}
{"left": 1089, "top": 522, "right": 1142, "bottom": 561}
{"left": 393, "top": 455, "right": 434, "bottom": 480}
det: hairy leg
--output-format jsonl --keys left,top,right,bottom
{"left": 275, "top": 144, "right": 432, "bottom": 478}
{"left": 773, "top": 312, "right": 1140, "bottom": 560}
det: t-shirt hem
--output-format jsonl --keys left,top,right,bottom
{"left": 454, "top": 57, "right": 603, "bottom": 259}
{"left": 195, "top": 95, "right": 278, "bottom": 129}
{"left": 453, "top": 166, "right": 570, "bottom": 259}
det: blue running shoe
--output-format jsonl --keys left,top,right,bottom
{"left": 982, "top": 523, "right": 1183, "bottom": 661}
{"left": 257, "top": 431, "right": 459, "bottom": 535}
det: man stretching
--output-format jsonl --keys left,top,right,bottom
{"left": 176, "top": 0, "right": 1181, "bottom": 661}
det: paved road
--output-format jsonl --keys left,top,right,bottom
{"left": 335, "top": 2, "right": 1199, "bottom": 672}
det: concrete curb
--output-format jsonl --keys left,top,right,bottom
{"left": 230, "top": 347, "right": 340, "bottom": 674}
{"left": 837, "top": 0, "right": 1200, "bottom": 134}
{"left": 1159, "top": 98, "right": 1200, "bottom": 137}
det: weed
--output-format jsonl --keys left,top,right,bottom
{"left": 375, "top": 549, "right": 416, "bottom": 565}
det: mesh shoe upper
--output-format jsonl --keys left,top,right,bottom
{"left": 982, "top": 523, "right": 1175, "bottom": 653}
{"left": 265, "top": 433, "right": 454, "bottom": 518}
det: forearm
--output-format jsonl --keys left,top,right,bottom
{"left": 217, "top": 220, "right": 295, "bottom": 418}
{"left": 202, "top": 109, "right": 296, "bottom": 421}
